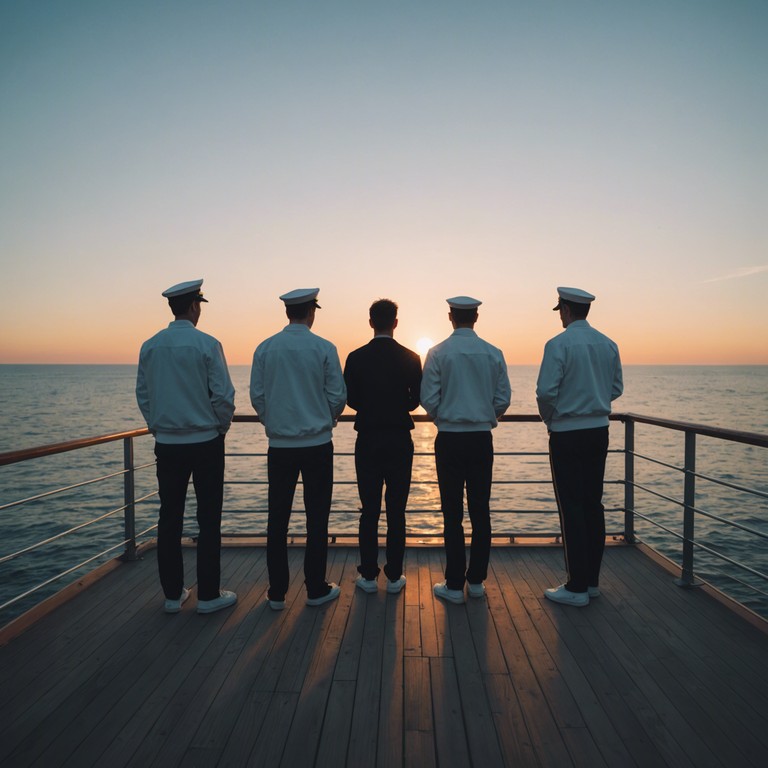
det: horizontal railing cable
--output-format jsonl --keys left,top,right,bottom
{"left": 0, "top": 538, "right": 132, "bottom": 612}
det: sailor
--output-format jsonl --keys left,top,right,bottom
{"left": 421, "top": 296, "right": 511, "bottom": 604}
{"left": 536, "top": 287, "right": 624, "bottom": 606}
{"left": 250, "top": 288, "right": 347, "bottom": 609}
{"left": 136, "top": 279, "right": 237, "bottom": 615}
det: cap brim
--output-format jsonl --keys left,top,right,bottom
{"left": 165, "top": 292, "right": 208, "bottom": 302}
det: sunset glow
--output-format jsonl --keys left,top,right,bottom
{"left": 1, "top": 2, "right": 765, "bottom": 366}
{"left": 416, "top": 338, "right": 434, "bottom": 358}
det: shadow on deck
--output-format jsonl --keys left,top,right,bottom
{"left": 1, "top": 544, "right": 767, "bottom": 767}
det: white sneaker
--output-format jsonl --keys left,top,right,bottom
{"left": 197, "top": 590, "right": 237, "bottom": 614}
{"left": 164, "top": 587, "right": 190, "bottom": 614}
{"left": 433, "top": 581, "right": 465, "bottom": 604}
{"left": 467, "top": 582, "right": 486, "bottom": 598}
{"left": 544, "top": 584, "right": 589, "bottom": 607}
{"left": 267, "top": 597, "right": 285, "bottom": 611}
{"left": 386, "top": 576, "right": 406, "bottom": 594}
{"left": 588, "top": 586, "right": 601, "bottom": 598}
{"left": 306, "top": 583, "right": 341, "bottom": 606}
{"left": 355, "top": 576, "right": 378, "bottom": 593}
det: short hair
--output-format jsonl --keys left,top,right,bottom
{"left": 449, "top": 307, "right": 478, "bottom": 325}
{"left": 285, "top": 300, "right": 315, "bottom": 320}
{"left": 369, "top": 298, "right": 398, "bottom": 331}
{"left": 168, "top": 294, "right": 198, "bottom": 316}
{"left": 562, "top": 300, "right": 590, "bottom": 320}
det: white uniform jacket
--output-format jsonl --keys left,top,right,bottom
{"left": 420, "top": 328, "right": 511, "bottom": 432}
{"left": 136, "top": 320, "right": 236, "bottom": 444}
{"left": 536, "top": 320, "right": 623, "bottom": 432}
{"left": 250, "top": 324, "right": 347, "bottom": 448}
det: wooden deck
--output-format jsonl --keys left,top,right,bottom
{"left": 1, "top": 543, "right": 767, "bottom": 767}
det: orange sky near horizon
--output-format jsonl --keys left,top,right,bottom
{"left": 1, "top": 279, "right": 765, "bottom": 367}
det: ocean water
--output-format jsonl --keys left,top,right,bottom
{"left": 1, "top": 364, "right": 766, "bottom": 622}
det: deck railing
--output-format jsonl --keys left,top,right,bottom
{"left": 619, "top": 414, "right": 768, "bottom": 602}
{"left": 1, "top": 414, "right": 766, "bottom": 621}
{"left": 224, "top": 414, "right": 626, "bottom": 541}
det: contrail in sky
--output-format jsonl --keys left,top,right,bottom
{"left": 701, "top": 265, "right": 768, "bottom": 284}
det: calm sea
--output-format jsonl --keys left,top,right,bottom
{"left": 1, "top": 364, "right": 766, "bottom": 621}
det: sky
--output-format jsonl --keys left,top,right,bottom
{"left": 1, "top": 0, "right": 766, "bottom": 366}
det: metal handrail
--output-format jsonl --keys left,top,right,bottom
{"left": 0, "top": 428, "right": 150, "bottom": 466}
{"left": 1, "top": 413, "right": 767, "bottom": 622}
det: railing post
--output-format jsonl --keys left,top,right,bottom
{"left": 623, "top": 417, "right": 635, "bottom": 544}
{"left": 676, "top": 430, "right": 699, "bottom": 587}
{"left": 122, "top": 436, "right": 137, "bottom": 561}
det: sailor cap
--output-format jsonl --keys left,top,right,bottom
{"left": 553, "top": 287, "right": 595, "bottom": 310}
{"left": 162, "top": 279, "right": 208, "bottom": 302}
{"left": 280, "top": 288, "right": 321, "bottom": 308}
{"left": 446, "top": 296, "right": 482, "bottom": 309}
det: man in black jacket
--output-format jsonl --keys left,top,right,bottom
{"left": 344, "top": 299, "right": 423, "bottom": 594}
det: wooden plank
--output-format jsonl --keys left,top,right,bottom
{"left": 466, "top": 577, "right": 507, "bottom": 674}
{"left": 428, "top": 548, "right": 452, "bottom": 658}
{"left": 347, "top": 591, "right": 386, "bottom": 766}
{"left": 403, "top": 603, "right": 422, "bottom": 656}
{"left": 377, "top": 578, "right": 405, "bottom": 768}
{"left": 216, "top": 689, "right": 273, "bottom": 767}
{"left": 254, "top": 549, "right": 337, "bottom": 693}
{"left": 430, "top": 657, "right": 470, "bottom": 768}
{"left": 404, "top": 654, "right": 436, "bottom": 768}
{"left": 484, "top": 673, "right": 540, "bottom": 767}
{"left": 496, "top": 551, "right": 587, "bottom": 730}
{"left": 281, "top": 552, "right": 358, "bottom": 766}
{"left": 314, "top": 679, "right": 356, "bottom": 767}
{"left": 404, "top": 546, "right": 420, "bottom": 608}
{"left": 417, "top": 548, "right": 440, "bottom": 657}
{"left": 403, "top": 550, "right": 425, "bottom": 657}
{"left": 487, "top": 552, "right": 574, "bottom": 766}
{"left": 445, "top": 595, "right": 505, "bottom": 766}
{"left": 559, "top": 727, "right": 609, "bottom": 768}
{"left": 334, "top": 569, "right": 368, "bottom": 680}
{"left": 403, "top": 655, "right": 433, "bottom": 732}
{"left": 404, "top": 731, "right": 437, "bottom": 768}
{"left": 245, "top": 691, "right": 298, "bottom": 767}
{"left": 515, "top": 550, "right": 642, "bottom": 766}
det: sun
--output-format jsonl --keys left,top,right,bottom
{"left": 416, "top": 337, "right": 434, "bottom": 357}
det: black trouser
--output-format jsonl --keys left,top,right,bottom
{"left": 549, "top": 427, "right": 609, "bottom": 593}
{"left": 355, "top": 430, "right": 413, "bottom": 581}
{"left": 267, "top": 442, "right": 333, "bottom": 600}
{"left": 434, "top": 431, "right": 493, "bottom": 590}
{"left": 154, "top": 435, "right": 225, "bottom": 601}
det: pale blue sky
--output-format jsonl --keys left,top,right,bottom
{"left": 1, "top": 1, "right": 766, "bottom": 363}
